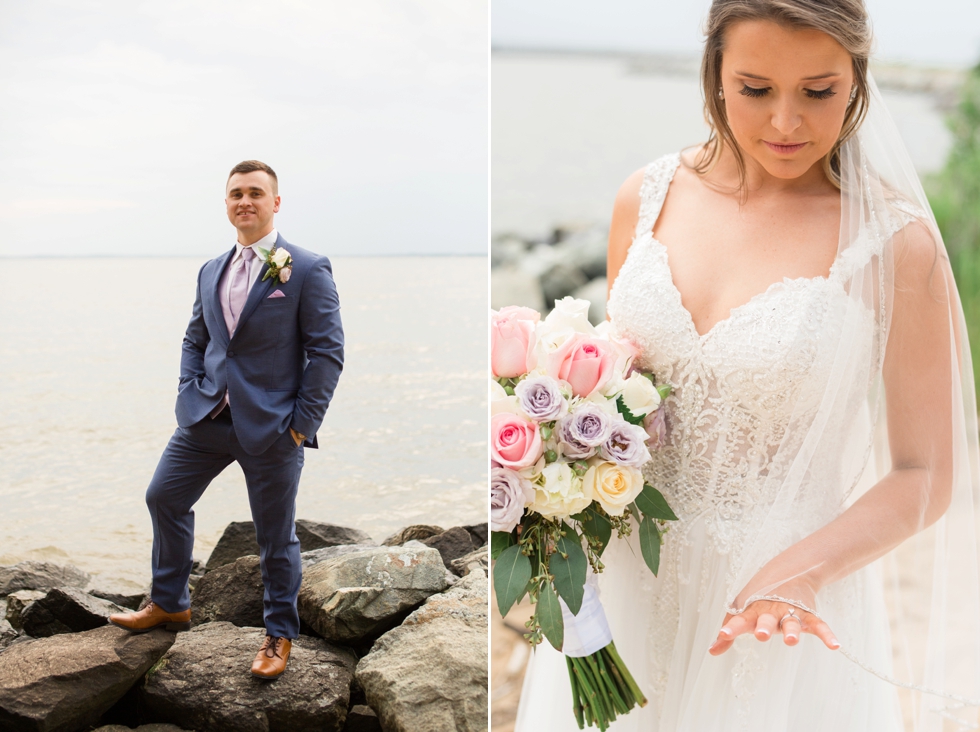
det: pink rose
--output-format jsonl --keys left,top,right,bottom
{"left": 491, "top": 413, "right": 544, "bottom": 469}
{"left": 278, "top": 266, "right": 291, "bottom": 283}
{"left": 546, "top": 333, "right": 617, "bottom": 397}
{"left": 491, "top": 306, "right": 540, "bottom": 379}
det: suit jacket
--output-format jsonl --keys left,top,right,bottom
{"left": 174, "top": 233, "right": 344, "bottom": 455}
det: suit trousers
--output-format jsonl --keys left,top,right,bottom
{"left": 145, "top": 407, "right": 304, "bottom": 638}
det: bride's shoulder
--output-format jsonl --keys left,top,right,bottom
{"left": 611, "top": 151, "right": 685, "bottom": 224}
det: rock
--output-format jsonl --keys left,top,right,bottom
{"left": 0, "top": 600, "right": 17, "bottom": 650}
{"left": 206, "top": 520, "right": 373, "bottom": 572}
{"left": 93, "top": 726, "right": 190, "bottom": 732}
{"left": 342, "top": 705, "right": 383, "bottom": 732}
{"left": 450, "top": 547, "right": 489, "bottom": 578}
{"left": 0, "top": 561, "right": 90, "bottom": 596}
{"left": 420, "top": 527, "right": 478, "bottom": 571}
{"left": 462, "top": 523, "right": 488, "bottom": 548}
{"left": 381, "top": 525, "right": 444, "bottom": 546}
{"left": 140, "top": 622, "right": 356, "bottom": 732}
{"left": 302, "top": 544, "right": 377, "bottom": 569}
{"left": 540, "top": 262, "right": 587, "bottom": 308}
{"left": 298, "top": 544, "right": 450, "bottom": 643}
{"left": 356, "top": 572, "right": 489, "bottom": 732}
{"left": 490, "top": 266, "right": 545, "bottom": 312}
{"left": 490, "top": 235, "right": 528, "bottom": 269}
{"left": 190, "top": 555, "right": 263, "bottom": 628}
{"left": 0, "top": 625, "right": 175, "bottom": 732}
{"left": 90, "top": 589, "right": 147, "bottom": 611}
{"left": 21, "top": 588, "right": 125, "bottom": 638}
{"left": 571, "top": 277, "right": 609, "bottom": 325}
{"left": 553, "top": 225, "right": 609, "bottom": 281}
{"left": 4, "top": 590, "right": 46, "bottom": 630}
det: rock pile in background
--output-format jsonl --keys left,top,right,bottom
{"left": 491, "top": 223, "right": 610, "bottom": 323}
{"left": 0, "top": 519, "right": 488, "bottom": 732}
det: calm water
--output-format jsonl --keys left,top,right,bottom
{"left": 0, "top": 256, "right": 487, "bottom": 592}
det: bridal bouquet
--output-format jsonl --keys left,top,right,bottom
{"left": 490, "top": 297, "right": 677, "bottom": 731}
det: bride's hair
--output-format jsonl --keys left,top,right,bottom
{"left": 695, "top": 0, "right": 872, "bottom": 189}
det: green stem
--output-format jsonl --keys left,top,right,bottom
{"left": 604, "top": 642, "right": 648, "bottom": 708}
{"left": 567, "top": 656, "right": 585, "bottom": 730}
{"left": 585, "top": 655, "right": 613, "bottom": 727}
{"left": 595, "top": 649, "right": 630, "bottom": 715}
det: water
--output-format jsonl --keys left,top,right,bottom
{"left": 0, "top": 256, "right": 487, "bottom": 592}
{"left": 492, "top": 51, "right": 954, "bottom": 239}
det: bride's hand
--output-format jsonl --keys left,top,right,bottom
{"left": 708, "top": 593, "right": 840, "bottom": 656}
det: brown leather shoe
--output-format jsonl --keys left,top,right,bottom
{"left": 109, "top": 601, "right": 192, "bottom": 633}
{"left": 251, "top": 635, "right": 291, "bottom": 680}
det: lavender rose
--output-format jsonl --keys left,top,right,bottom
{"left": 514, "top": 375, "right": 567, "bottom": 422}
{"left": 491, "top": 467, "right": 535, "bottom": 532}
{"left": 567, "top": 403, "right": 613, "bottom": 447}
{"left": 644, "top": 406, "right": 667, "bottom": 448}
{"left": 600, "top": 422, "right": 653, "bottom": 468}
{"left": 556, "top": 417, "right": 594, "bottom": 460}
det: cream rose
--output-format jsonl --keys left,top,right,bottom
{"left": 620, "top": 373, "right": 661, "bottom": 417}
{"left": 583, "top": 461, "right": 644, "bottom": 516}
{"left": 529, "top": 462, "right": 594, "bottom": 519}
{"left": 271, "top": 247, "right": 291, "bottom": 267}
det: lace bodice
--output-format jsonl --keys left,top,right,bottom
{"left": 607, "top": 153, "right": 877, "bottom": 549}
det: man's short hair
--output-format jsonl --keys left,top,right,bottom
{"left": 228, "top": 160, "right": 278, "bottom": 195}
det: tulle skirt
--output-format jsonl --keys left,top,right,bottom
{"left": 514, "top": 514, "right": 904, "bottom": 732}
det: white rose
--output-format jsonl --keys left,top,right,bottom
{"left": 536, "top": 297, "right": 597, "bottom": 357}
{"left": 583, "top": 461, "right": 645, "bottom": 516}
{"left": 620, "top": 373, "right": 661, "bottom": 417}
{"left": 271, "top": 247, "right": 291, "bottom": 267}
{"left": 529, "top": 462, "right": 594, "bottom": 519}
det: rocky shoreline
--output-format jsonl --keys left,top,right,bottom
{"left": 491, "top": 224, "right": 609, "bottom": 323}
{"left": 0, "top": 519, "right": 488, "bottom": 732}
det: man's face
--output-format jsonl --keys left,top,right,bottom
{"left": 225, "top": 171, "right": 280, "bottom": 241}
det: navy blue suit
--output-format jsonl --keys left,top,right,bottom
{"left": 146, "top": 234, "right": 344, "bottom": 638}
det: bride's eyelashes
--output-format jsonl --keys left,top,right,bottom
{"left": 737, "top": 84, "right": 838, "bottom": 100}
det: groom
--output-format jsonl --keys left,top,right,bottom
{"left": 110, "top": 160, "right": 345, "bottom": 680}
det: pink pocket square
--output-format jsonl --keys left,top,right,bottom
{"left": 267, "top": 290, "right": 286, "bottom": 299}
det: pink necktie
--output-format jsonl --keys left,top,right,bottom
{"left": 226, "top": 247, "right": 255, "bottom": 337}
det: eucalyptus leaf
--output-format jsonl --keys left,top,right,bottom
{"left": 493, "top": 544, "right": 532, "bottom": 617}
{"left": 490, "top": 530, "right": 516, "bottom": 560}
{"left": 638, "top": 517, "right": 662, "bottom": 576}
{"left": 635, "top": 484, "right": 678, "bottom": 522}
{"left": 537, "top": 580, "right": 565, "bottom": 651}
{"left": 550, "top": 526, "right": 587, "bottom": 615}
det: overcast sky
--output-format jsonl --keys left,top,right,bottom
{"left": 492, "top": 0, "right": 980, "bottom": 68}
{"left": 0, "top": 1, "right": 488, "bottom": 257}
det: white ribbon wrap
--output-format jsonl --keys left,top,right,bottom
{"left": 558, "top": 575, "right": 613, "bottom": 657}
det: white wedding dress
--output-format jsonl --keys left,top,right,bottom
{"left": 515, "top": 153, "right": 909, "bottom": 731}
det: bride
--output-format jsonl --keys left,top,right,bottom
{"left": 515, "top": 1, "right": 980, "bottom": 730}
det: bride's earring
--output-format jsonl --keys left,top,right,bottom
{"left": 718, "top": 88, "right": 725, "bottom": 101}
{"left": 849, "top": 86, "right": 857, "bottom": 103}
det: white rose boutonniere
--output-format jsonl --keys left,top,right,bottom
{"left": 256, "top": 245, "right": 293, "bottom": 284}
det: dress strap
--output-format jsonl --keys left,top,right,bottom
{"left": 634, "top": 152, "right": 682, "bottom": 241}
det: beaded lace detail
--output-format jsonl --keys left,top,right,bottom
{"left": 605, "top": 153, "right": 886, "bottom": 713}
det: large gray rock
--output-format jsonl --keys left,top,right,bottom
{"left": 0, "top": 625, "right": 175, "bottom": 732}
{"left": 380, "top": 524, "right": 444, "bottom": 547}
{"left": 89, "top": 589, "right": 147, "bottom": 612}
{"left": 462, "top": 523, "right": 488, "bottom": 548}
{"left": 4, "top": 590, "right": 46, "bottom": 631}
{"left": 301, "top": 544, "right": 377, "bottom": 569}
{"left": 21, "top": 588, "right": 125, "bottom": 638}
{"left": 540, "top": 262, "right": 588, "bottom": 307}
{"left": 93, "top": 726, "right": 190, "bottom": 732}
{"left": 553, "top": 225, "right": 609, "bottom": 281}
{"left": 450, "top": 547, "right": 489, "bottom": 578}
{"left": 421, "top": 527, "right": 478, "bottom": 571}
{"left": 0, "top": 599, "right": 17, "bottom": 650}
{"left": 298, "top": 544, "right": 451, "bottom": 643}
{"left": 206, "top": 520, "right": 373, "bottom": 572}
{"left": 0, "top": 562, "right": 90, "bottom": 597}
{"left": 190, "top": 555, "right": 263, "bottom": 628}
{"left": 140, "top": 622, "right": 356, "bottom": 732}
{"left": 356, "top": 572, "right": 489, "bottom": 732}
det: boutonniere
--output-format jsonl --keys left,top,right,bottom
{"left": 256, "top": 245, "right": 293, "bottom": 284}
